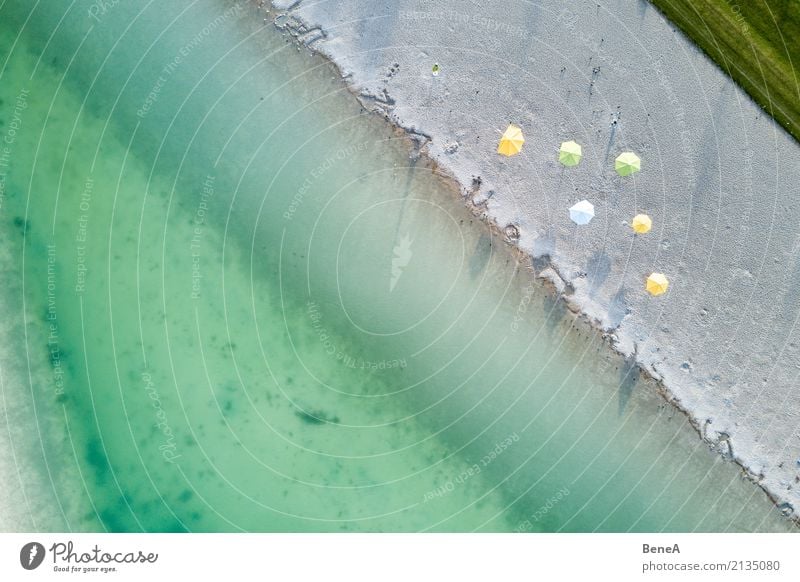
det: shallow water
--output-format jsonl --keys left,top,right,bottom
{"left": 0, "top": 0, "right": 794, "bottom": 532}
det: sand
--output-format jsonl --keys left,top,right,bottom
{"left": 267, "top": 0, "right": 800, "bottom": 517}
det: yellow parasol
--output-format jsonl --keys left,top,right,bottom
{"left": 615, "top": 152, "right": 641, "bottom": 176}
{"left": 558, "top": 140, "right": 583, "bottom": 166}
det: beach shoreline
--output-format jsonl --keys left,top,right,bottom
{"left": 264, "top": 0, "right": 800, "bottom": 522}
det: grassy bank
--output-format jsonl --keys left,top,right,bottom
{"left": 648, "top": 0, "right": 800, "bottom": 142}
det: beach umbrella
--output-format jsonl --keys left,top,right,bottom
{"left": 646, "top": 273, "right": 669, "bottom": 296}
{"left": 615, "top": 152, "right": 641, "bottom": 176}
{"left": 559, "top": 141, "right": 582, "bottom": 166}
{"left": 631, "top": 214, "right": 652, "bottom": 233}
{"left": 569, "top": 200, "right": 595, "bottom": 225}
{"left": 497, "top": 124, "right": 524, "bottom": 156}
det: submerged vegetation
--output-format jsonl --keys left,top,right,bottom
{"left": 649, "top": 0, "right": 800, "bottom": 141}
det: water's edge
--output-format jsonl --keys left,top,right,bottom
{"left": 263, "top": 0, "right": 797, "bottom": 523}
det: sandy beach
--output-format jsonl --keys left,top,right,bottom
{"left": 269, "top": 0, "right": 800, "bottom": 517}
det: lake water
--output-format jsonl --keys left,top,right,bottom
{"left": 0, "top": 0, "right": 793, "bottom": 532}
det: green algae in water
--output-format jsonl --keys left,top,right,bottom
{"left": 0, "top": 0, "right": 794, "bottom": 532}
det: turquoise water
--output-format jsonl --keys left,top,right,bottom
{"left": 0, "top": 0, "right": 794, "bottom": 532}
